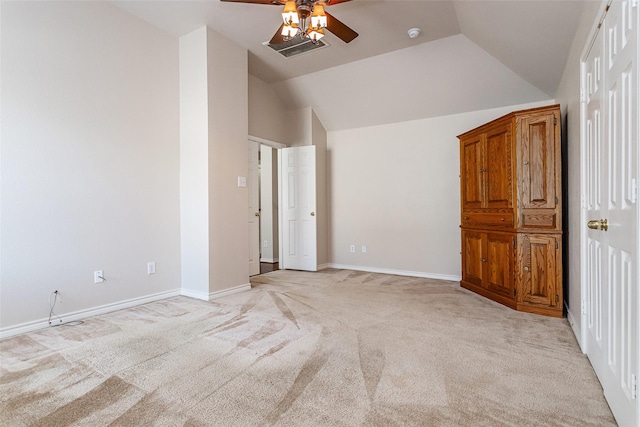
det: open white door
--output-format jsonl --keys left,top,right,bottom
{"left": 248, "top": 140, "right": 260, "bottom": 276}
{"left": 583, "top": 1, "right": 638, "bottom": 425}
{"left": 279, "top": 146, "right": 317, "bottom": 271}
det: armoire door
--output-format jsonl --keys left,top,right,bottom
{"left": 518, "top": 112, "right": 558, "bottom": 210}
{"left": 484, "top": 232, "right": 515, "bottom": 299}
{"left": 484, "top": 122, "right": 513, "bottom": 209}
{"left": 517, "top": 234, "right": 559, "bottom": 309}
{"left": 462, "top": 229, "right": 484, "bottom": 287}
{"left": 460, "top": 134, "right": 484, "bottom": 210}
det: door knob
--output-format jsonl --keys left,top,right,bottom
{"left": 587, "top": 219, "right": 608, "bottom": 231}
{"left": 310, "top": 212, "right": 315, "bottom": 216}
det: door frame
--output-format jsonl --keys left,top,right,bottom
{"left": 248, "top": 135, "right": 285, "bottom": 275}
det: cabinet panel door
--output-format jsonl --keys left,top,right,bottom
{"left": 485, "top": 233, "right": 515, "bottom": 298}
{"left": 518, "top": 234, "right": 558, "bottom": 307}
{"left": 462, "top": 230, "right": 484, "bottom": 287}
{"left": 485, "top": 124, "right": 513, "bottom": 209}
{"left": 461, "top": 135, "right": 483, "bottom": 210}
{"left": 519, "top": 113, "right": 557, "bottom": 209}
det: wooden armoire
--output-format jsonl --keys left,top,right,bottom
{"left": 457, "top": 104, "right": 563, "bottom": 317}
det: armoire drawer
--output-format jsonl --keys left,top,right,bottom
{"left": 462, "top": 212, "right": 514, "bottom": 227}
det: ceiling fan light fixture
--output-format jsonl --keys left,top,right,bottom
{"left": 282, "top": 1, "right": 299, "bottom": 25}
{"left": 281, "top": 23, "right": 298, "bottom": 39}
{"left": 306, "top": 26, "right": 325, "bottom": 43}
{"left": 311, "top": 3, "right": 327, "bottom": 29}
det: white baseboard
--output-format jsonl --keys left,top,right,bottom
{"left": 259, "top": 258, "right": 279, "bottom": 263}
{"left": 181, "top": 283, "right": 252, "bottom": 301}
{"left": 0, "top": 288, "right": 181, "bottom": 340}
{"left": 326, "top": 264, "right": 461, "bottom": 281}
{"left": 209, "top": 283, "right": 252, "bottom": 300}
{"left": 566, "top": 306, "right": 584, "bottom": 353}
{"left": 180, "top": 288, "right": 210, "bottom": 301}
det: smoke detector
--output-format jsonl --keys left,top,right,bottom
{"left": 407, "top": 28, "right": 421, "bottom": 39}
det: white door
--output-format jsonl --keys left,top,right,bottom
{"left": 583, "top": 1, "right": 638, "bottom": 425}
{"left": 279, "top": 146, "right": 317, "bottom": 271}
{"left": 248, "top": 140, "right": 260, "bottom": 276}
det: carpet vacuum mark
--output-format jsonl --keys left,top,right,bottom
{"left": 0, "top": 269, "right": 616, "bottom": 426}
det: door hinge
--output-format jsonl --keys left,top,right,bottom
{"left": 513, "top": 238, "right": 516, "bottom": 248}
{"left": 555, "top": 240, "right": 559, "bottom": 249}
{"left": 580, "top": 88, "right": 586, "bottom": 104}
{"left": 632, "top": 374, "right": 637, "bottom": 400}
{"left": 514, "top": 288, "right": 517, "bottom": 297}
{"left": 555, "top": 196, "right": 559, "bottom": 205}
{"left": 631, "top": 178, "right": 638, "bottom": 203}
{"left": 555, "top": 295, "right": 559, "bottom": 304}
{"left": 581, "top": 299, "right": 587, "bottom": 315}
{"left": 554, "top": 117, "right": 558, "bottom": 125}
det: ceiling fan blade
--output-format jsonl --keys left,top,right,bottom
{"left": 325, "top": 0, "right": 352, "bottom": 4}
{"left": 325, "top": 11, "right": 358, "bottom": 43}
{"left": 220, "top": 0, "right": 282, "bottom": 4}
{"left": 269, "top": 24, "right": 286, "bottom": 45}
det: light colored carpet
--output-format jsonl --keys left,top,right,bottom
{"left": 0, "top": 269, "right": 616, "bottom": 426}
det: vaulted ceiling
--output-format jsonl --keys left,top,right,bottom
{"left": 111, "top": 0, "right": 586, "bottom": 131}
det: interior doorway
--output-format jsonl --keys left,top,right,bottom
{"left": 248, "top": 136, "right": 284, "bottom": 276}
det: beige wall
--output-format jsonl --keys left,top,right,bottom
{"left": 285, "top": 108, "right": 313, "bottom": 147}
{"left": 327, "top": 101, "right": 554, "bottom": 279}
{"left": 180, "top": 26, "right": 249, "bottom": 298}
{"left": 248, "top": 75, "right": 288, "bottom": 144}
{"left": 1, "top": 1, "right": 181, "bottom": 332}
{"left": 206, "top": 28, "right": 249, "bottom": 294}
{"left": 554, "top": 0, "right": 606, "bottom": 345}
{"left": 179, "top": 27, "right": 210, "bottom": 297}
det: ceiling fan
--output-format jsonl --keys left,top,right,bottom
{"left": 220, "top": 0, "right": 358, "bottom": 45}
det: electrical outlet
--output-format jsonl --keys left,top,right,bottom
{"left": 263, "top": 240, "right": 268, "bottom": 248}
{"left": 147, "top": 262, "right": 156, "bottom": 275}
{"left": 94, "top": 270, "right": 104, "bottom": 284}
{"left": 349, "top": 245, "right": 356, "bottom": 253}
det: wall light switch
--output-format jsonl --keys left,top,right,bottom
{"left": 361, "top": 245, "right": 367, "bottom": 253}
{"left": 238, "top": 176, "right": 247, "bottom": 187}
{"left": 349, "top": 245, "right": 356, "bottom": 253}
{"left": 147, "top": 262, "right": 156, "bottom": 275}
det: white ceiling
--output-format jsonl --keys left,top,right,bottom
{"left": 110, "top": 0, "right": 586, "bottom": 131}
